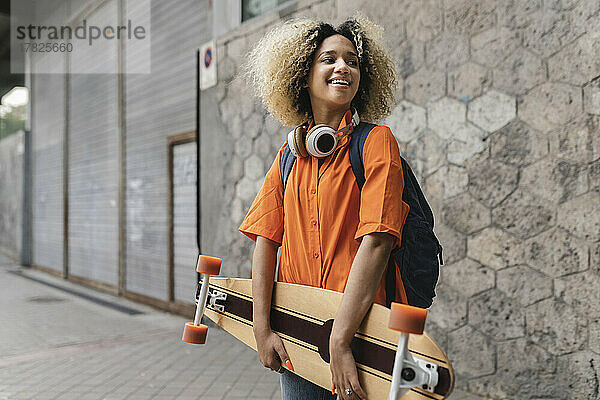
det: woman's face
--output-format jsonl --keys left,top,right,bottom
{"left": 306, "top": 34, "right": 360, "bottom": 113}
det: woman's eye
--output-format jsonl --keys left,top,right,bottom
{"left": 347, "top": 59, "right": 358, "bottom": 66}
{"left": 322, "top": 57, "right": 334, "bottom": 63}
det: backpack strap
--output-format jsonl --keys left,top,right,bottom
{"left": 348, "top": 122, "right": 376, "bottom": 190}
{"left": 280, "top": 144, "right": 296, "bottom": 189}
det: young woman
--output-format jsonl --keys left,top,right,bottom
{"left": 238, "top": 16, "right": 408, "bottom": 400}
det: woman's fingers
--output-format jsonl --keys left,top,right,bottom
{"left": 273, "top": 336, "right": 294, "bottom": 372}
{"left": 349, "top": 375, "right": 367, "bottom": 400}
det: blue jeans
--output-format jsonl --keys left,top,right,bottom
{"left": 280, "top": 370, "right": 337, "bottom": 400}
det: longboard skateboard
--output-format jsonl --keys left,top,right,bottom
{"left": 183, "top": 256, "right": 454, "bottom": 400}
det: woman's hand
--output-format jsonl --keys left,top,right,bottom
{"left": 329, "top": 338, "right": 367, "bottom": 400}
{"left": 254, "top": 326, "right": 293, "bottom": 373}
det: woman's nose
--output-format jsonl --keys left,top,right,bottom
{"left": 333, "top": 59, "right": 350, "bottom": 73}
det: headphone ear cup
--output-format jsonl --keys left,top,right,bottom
{"left": 294, "top": 126, "right": 309, "bottom": 158}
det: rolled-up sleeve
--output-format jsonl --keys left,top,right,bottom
{"left": 354, "top": 126, "right": 410, "bottom": 248}
{"left": 238, "top": 143, "right": 286, "bottom": 244}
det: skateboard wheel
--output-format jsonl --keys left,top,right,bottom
{"left": 182, "top": 322, "right": 209, "bottom": 344}
{"left": 388, "top": 302, "right": 427, "bottom": 334}
{"left": 196, "top": 255, "right": 222, "bottom": 275}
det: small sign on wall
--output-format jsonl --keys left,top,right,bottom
{"left": 200, "top": 41, "right": 217, "bottom": 90}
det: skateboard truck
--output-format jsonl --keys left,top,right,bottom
{"left": 387, "top": 303, "right": 437, "bottom": 400}
{"left": 182, "top": 255, "right": 222, "bottom": 345}
{"left": 206, "top": 289, "right": 227, "bottom": 312}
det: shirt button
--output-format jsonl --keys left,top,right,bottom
{"left": 313, "top": 252, "right": 319, "bottom": 258}
{"left": 311, "top": 220, "right": 317, "bottom": 226}
{"left": 311, "top": 189, "right": 316, "bottom": 194}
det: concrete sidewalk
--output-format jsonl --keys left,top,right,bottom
{"left": 0, "top": 255, "right": 281, "bottom": 400}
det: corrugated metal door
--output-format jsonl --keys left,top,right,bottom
{"left": 68, "top": 0, "right": 119, "bottom": 286}
{"left": 172, "top": 140, "right": 197, "bottom": 303}
{"left": 31, "top": 52, "right": 65, "bottom": 273}
{"left": 125, "top": 0, "right": 209, "bottom": 300}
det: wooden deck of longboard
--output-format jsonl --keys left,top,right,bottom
{"left": 203, "top": 277, "right": 454, "bottom": 400}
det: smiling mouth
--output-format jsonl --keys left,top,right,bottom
{"left": 328, "top": 79, "right": 351, "bottom": 87}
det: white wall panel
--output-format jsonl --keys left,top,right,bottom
{"left": 173, "top": 141, "right": 197, "bottom": 303}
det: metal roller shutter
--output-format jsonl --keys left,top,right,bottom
{"left": 68, "top": 0, "right": 119, "bottom": 286}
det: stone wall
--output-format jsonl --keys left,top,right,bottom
{"left": 213, "top": 1, "right": 600, "bottom": 399}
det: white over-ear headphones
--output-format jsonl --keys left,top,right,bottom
{"left": 287, "top": 109, "right": 360, "bottom": 158}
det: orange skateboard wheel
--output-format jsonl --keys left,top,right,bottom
{"left": 388, "top": 302, "right": 427, "bottom": 334}
{"left": 182, "top": 322, "right": 209, "bottom": 344}
{"left": 196, "top": 255, "right": 222, "bottom": 275}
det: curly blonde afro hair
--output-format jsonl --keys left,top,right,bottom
{"left": 241, "top": 15, "right": 398, "bottom": 127}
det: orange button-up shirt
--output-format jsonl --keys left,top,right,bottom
{"left": 239, "top": 110, "right": 409, "bottom": 305}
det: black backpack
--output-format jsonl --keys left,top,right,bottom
{"left": 280, "top": 122, "right": 443, "bottom": 308}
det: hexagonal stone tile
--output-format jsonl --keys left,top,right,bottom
{"left": 555, "top": 351, "right": 600, "bottom": 400}
{"left": 492, "top": 188, "right": 554, "bottom": 240}
{"left": 497, "top": 265, "right": 552, "bottom": 306}
{"left": 427, "top": 283, "right": 467, "bottom": 330}
{"left": 230, "top": 197, "right": 244, "bottom": 225}
{"left": 447, "top": 124, "right": 487, "bottom": 166}
{"left": 235, "top": 176, "right": 259, "bottom": 202}
{"left": 444, "top": 0, "right": 496, "bottom": 36}
{"left": 468, "top": 227, "right": 522, "bottom": 270}
{"left": 549, "top": 115, "right": 600, "bottom": 163}
{"left": 448, "top": 325, "right": 495, "bottom": 378}
{"left": 226, "top": 156, "right": 244, "bottom": 182}
{"left": 584, "top": 78, "right": 600, "bottom": 115}
{"left": 469, "top": 289, "right": 525, "bottom": 340}
{"left": 244, "top": 155, "right": 264, "bottom": 181}
{"left": 526, "top": 298, "right": 587, "bottom": 355}
{"left": 556, "top": 272, "right": 600, "bottom": 318}
{"left": 234, "top": 135, "right": 253, "bottom": 159}
{"left": 549, "top": 30, "right": 600, "bottom": 86}
{"left": 425, "top": 32, "right": 469, "bottom": 71}
{"left": 448, "top": 62, "right": 491, "bottom": 102}
{"left": 468, "top": 90, "right": 516, "bottom": 132}
{"left": 590, "top": 318, "right": 600, "bottom": 355}
{"left": 404, "top": 0, "right": 443, "bottom": 42}
{"left": 522, "top": 158, "right": 588, "bottom": 204}
{"left": 490, "top": 119, "right": 548, "bottom": 167}
{"left": 497, "top": 0, "right": 541, "bottom": 29}
{"left": 394, "top": 40, "right": 425, "bottom": 80}
{"left": 471, "top": 26, "right": 521, "bottom": 68}
{"left": 591, "top": 159, "right": 600, "bottom": 194}
{"left": 400, "top": 131, "right": 446, "bottom": 178}
{"left": 523, "top": 227, "right": 589, "bottom": 278}
{"left": 253, "top": 133, "right": 272, "bottom": 159}
{"left": 443, "top": 258, "right": 494, "bottom": 298}
{"left": 244, "top": 113, "right": 263, "bottom": 139}
{"left": 385, "top": 101, "right": 427, "bottom": 142}
{"left": 468, "top": 158, "right": 518, "bottom": 208}
{"left": 495, "top": 339, "right": 555, "bottom": 397}
{"left": 442, "top": 193, "right": 490, "bottom": 235}
{"left": 433, "top": 223, "right": 466, "bottom": 266}
{"left": 405, "top": 67, "right": 446, "bottom": 107}
{"left": 522, "top": 9, "right": 580, "bottom": 58}
{"left": 427, "top": 97, "right": 466, "bottom": 139}
{"left": 558, "top": 192, "right": 600, "bottom": 242}
{"left": 439, "top": 165, "right": 468, "bottom": 199}
{"left": 519, "top": 82, "right": 582, "bottom": 132}
{"left": 493, "top": 47, "right": 546, "bottom": 96}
